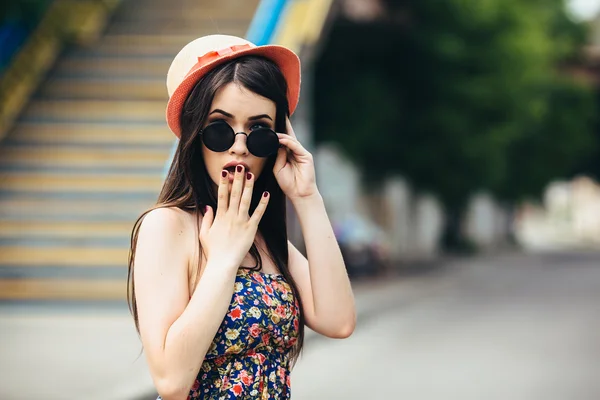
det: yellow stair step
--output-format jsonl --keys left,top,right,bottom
{"left": 0, "top": 199, "right": 153, "bottom": 218}
{"left": 94, "top": 34, "right": 198, "bottom": 55}
{"left": 0, "top": 278, "right": 127, "bottom": 300}
{"left": 0, "top": 147, "right": 171, "bottom": 168}
{"left": 0, "top": 221, "right": 135, "bottom": 238}
{"left": 0, "top": 246, "right": 128, "bottom": 266}
{"left": 0, "top": 172, "right": 163, "bottom": 192}
{"left": 99, "top": 34, "right": 198, "bottom": 48}
{"left": 107, "top": 0, "right": 257, "bottom": 35}
{"left": 92, "top": 39, "right": 192, "bottom": 56}
{"left": 22, "top": 100, "right": 166, "bottom": 122}
{"left": 9, "top": 123, "right": 173, "bottom": 145}
{"left": 108, "top": 24, "right": 246, "bottom": 36}
{"left": 113, "top": 3, "right": 258, "bottom": 20}
{"left": 39, "top": 79, "right": 167, "bottom": 100}
{"left": 101, "top": 34, "right": 197, "bottom": 45}
{"left": 55, "top": 57, "right": 170, "bottom": 78}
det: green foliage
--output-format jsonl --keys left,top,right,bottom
{"left": 500, "top": 78, "right": 597, "bottom": 200}
{"left": 1, "top": 1, "right": 53, "bottom": 27}
{"left": 314, "top": 0, "right": 595, "bottom": 210}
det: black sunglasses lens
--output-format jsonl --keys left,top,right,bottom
{"left": 247, "top": 128, "right": 279, "bottom": 157}
{"left": 202, "top": 122, "right": 234, "bottom": 152}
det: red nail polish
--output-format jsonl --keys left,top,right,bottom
{"left": 263, "top": 191, "right": 269, "bottom": 198}
{"left": 246, "top": 172, "right": 252, "bottom": 180}
{"left": 236, "top": 165, "right": 243, "bottom": 173}
{"left": 222, "top": 170, "right": 227, "bottom": 178}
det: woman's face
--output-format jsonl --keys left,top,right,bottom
{"left": 202, "top": 82, "right": 276, "bottom": 187}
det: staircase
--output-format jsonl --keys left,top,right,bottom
{"left": 0, "top": 0, "right": 260, "bottom": 303}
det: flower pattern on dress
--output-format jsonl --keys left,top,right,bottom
{"left": 157, "top": 269, "right": 299, "bottom": 400}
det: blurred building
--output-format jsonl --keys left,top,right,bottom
{"left": 515, "top": 176, "right": 600, "bottom": 250}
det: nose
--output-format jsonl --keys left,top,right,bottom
{"left": 228, "top": 131, "right": 249, "bottom": 156}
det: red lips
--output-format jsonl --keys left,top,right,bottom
{"left": 222, "top": 160, "right": 249, "bottom": 171}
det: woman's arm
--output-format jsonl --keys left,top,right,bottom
{"left": 135, "top": 168, "right": 270, "bottom": 399}
{"left": 134, "top": 208, "right": 238, "bottom": 400}
{"left": 287, "top": 194, "right": 356, "bottom": 338}
{"left": 273, "top": 118, "right": 356, "bottom": 339}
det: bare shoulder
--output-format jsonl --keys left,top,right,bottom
{"left": 139, "top": 206, "right": 193, "bottom": 237}
{"left": 135, "top": 207, "right": 198, "bottom": 274}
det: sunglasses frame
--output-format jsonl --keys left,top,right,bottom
{"left": 198, "top": 120, "right": 280, "bottom": 158}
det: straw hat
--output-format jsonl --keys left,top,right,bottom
{"left": 166, "top": 34, "right": 301, "bottom": 138}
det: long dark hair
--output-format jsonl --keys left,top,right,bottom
{"left": 127, "top": 56, "right": 305, "bottom": 363}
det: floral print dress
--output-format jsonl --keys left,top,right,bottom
{"left": 158, "top": 268, "right": 300, "bottom": 400}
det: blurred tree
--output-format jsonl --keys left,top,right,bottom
{"left": 0, "top": 1, "right": 53, "bottom": 27}
{"left": 314, "top": 0, "right": 596, "bottom": 249}
{"left": 570, "top": 91, "right": 600, "bottom": 181}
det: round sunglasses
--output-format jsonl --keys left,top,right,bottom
{"left": 198, "top": 120, "right": 280, "bottom": 158}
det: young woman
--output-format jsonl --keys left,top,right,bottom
{"left": 127, "top": 35, "right": 356, "bottom": 400}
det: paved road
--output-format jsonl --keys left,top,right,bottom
{"left": 291, "top": 252, "right": 600, "bottom": 400}
{"left": 2, "top": 252, "right": 598, "bottom": 400}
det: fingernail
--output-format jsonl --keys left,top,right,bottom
{"left": 246, "top": 172, "right": 252, "bottom": 180}
{"left": 204, "top": 205, "right": 208, "bottom": 213}
{"left": 263, "top": 191, "right": 269, "bottom": 198}
{"left": 222, "top": 170, "right": 228, "bottom": 178}
{"left": 236, "top": 165, "right": 243, "bottom": 173}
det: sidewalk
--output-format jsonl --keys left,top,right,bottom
{"left": 0, "top": 305, "right": 154, "bottom": 400}
{"left": 0, "top": 269, "right": 445, "bottom": 400}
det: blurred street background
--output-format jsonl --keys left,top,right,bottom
{"left": 291, "top": 252, "right": 600, "bottom": 400}
{"left": 1, "top": 0, "right": 600, "bottom": 399}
